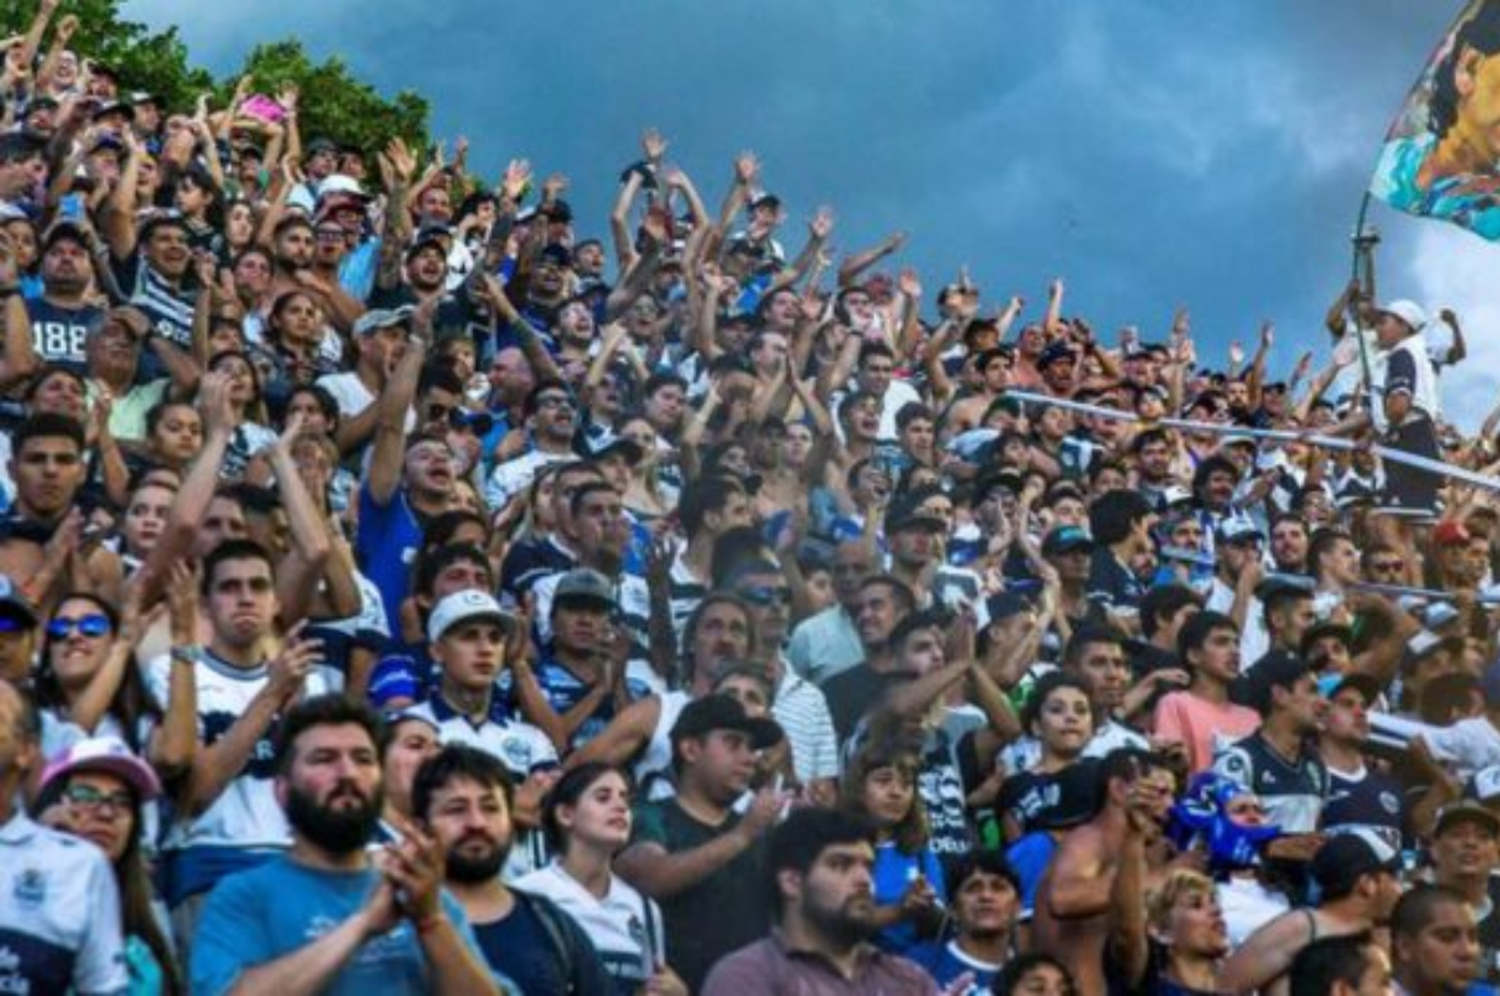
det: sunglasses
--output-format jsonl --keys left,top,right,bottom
{"left": 738, "top": 586, "right": 792, "bottom": 607}
{"left": 63, "top": 783, "right": 134, "bottom": 814}
{"left": 47, "top": 614, "right": 112, "bottom": 639}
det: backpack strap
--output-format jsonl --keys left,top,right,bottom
{"left": 514, "top": 890, "right": 577, "bottom": 994}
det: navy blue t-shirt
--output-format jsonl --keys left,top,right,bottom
{"left": 472, "top": 894, "right": 610, "bottom": 996}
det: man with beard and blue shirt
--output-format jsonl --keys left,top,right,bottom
{"left": 191, "top": 695, "right": 501, "bottom": 996}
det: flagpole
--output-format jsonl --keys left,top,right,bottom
{"left": 1350, "top": 190, "right": 1379, "bottom": 415}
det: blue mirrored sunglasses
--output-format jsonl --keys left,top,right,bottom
{"left": 46, "top": 614, "right": 112, "bottom": 639}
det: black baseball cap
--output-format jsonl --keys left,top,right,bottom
{"left": 1310, "top": 830, "right": 1400, "bottom": 894}
{"left": 670, "top": 694, "right": 784, "bottom": 754}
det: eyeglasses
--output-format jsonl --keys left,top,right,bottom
{"left": 47, "top": 614, "right": 111, "bottom": 639}
{"left": 535, "top": 395, "right": 574, "bottom": 411}
{"left": 63, "top": 783, "right": 134, "bottom": 814}
{"left": 738, "top": 586, "right": 792, "bottom": 607}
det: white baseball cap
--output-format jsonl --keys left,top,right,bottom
{"left": 1379, "top": 299, "right": 1427, "bottom": 334}
{"left": 427, "top": 590, "right": 507, "bottom": 643}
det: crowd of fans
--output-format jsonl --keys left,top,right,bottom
{"left": 3, "top": 3, "right": 1500, "bottom": 995}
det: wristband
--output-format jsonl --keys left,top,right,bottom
{"left": 414, "top": 913, "right": 445, "bottom": 934}
{"left": 170, "top": 645, "right": 201, "bottom": 665}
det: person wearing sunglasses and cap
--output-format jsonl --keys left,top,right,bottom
{"left": 39, "top": 735, "right": 183, "bottom": 994}
{"left": 0, "top": 575, "right": 40, "bottom": 687}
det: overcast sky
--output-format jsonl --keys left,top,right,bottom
{"left": 123, "top": 0, "right": 1500, "bottom": 424}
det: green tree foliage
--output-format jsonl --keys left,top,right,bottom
{"left": 230, "top": 40, "right": 429, "bottom": 155}
{"left": 3, "top": 1, "right": 429, "bottom": 154}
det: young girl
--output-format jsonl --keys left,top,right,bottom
{"left": 516, "top": 763, "right": 686, "bottom": 996}
{"left": 841, "top": 739, "right": 947, "bottom": 955}
{"left": 205, "top": 349, "right": 276, "bottom": 480}
{"left": 997, "top": 671, "right": 1096, "bottom": 843}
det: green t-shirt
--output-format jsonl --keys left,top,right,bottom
{"left": 629, "top": 798, "right": 772, "bottom": 992}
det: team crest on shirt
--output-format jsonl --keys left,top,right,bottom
{"left": 1380, "top": 792, "right": 1400, "bottom": 814}
{"left": 627, "top": 914, "right": 648, "bottom": 952}
{"left": 502, "top": 737, "right": 533, "bottom": 772}
{"left": 12, "top": 868, "right": 45, "bottom": 908}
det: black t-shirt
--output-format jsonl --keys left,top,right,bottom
{"left": 627, "top": 799, "right": 771, "bottom": 993}
{"left": 1087, "top": 548, "right": 1145, "bottom": 615}
{"left": 822, "top": 663, "right": 903, "bottom": 743}
{"left": 25, "top": 297, "right": 103, "bottom": 374}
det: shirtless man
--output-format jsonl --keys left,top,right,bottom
{"left": 943, "top": 347, "right": 1011, "bottom": 438}
{"left": 1031, "top": 748, "right": 1171, "bottom": 996}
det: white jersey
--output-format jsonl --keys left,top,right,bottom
{"left": 0, "top": 812, "right": 127, "bottom": 996}
{"left": 635, "top": 691, "right": 691, "bottom": 800}
{"left": 514, "top": 863, "right": 665, "bottom": 988}
{"left": 405, "top": 696, "right": 559, "bottom": 778}
{"left": 485, "top": 449, "right": 573, "bottom": 510}
{"left": 144, "top": 649, "right": 337, "bottom": 851}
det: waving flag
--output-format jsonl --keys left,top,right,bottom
{"left": 1371, "top": 0, "right": 1500, "bottom": 239}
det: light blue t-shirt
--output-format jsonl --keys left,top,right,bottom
{"left": 190, "top": 856, "right": 502, "bottom": 996}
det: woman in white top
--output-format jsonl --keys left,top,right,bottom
{"left": 515, "top": 763, "right": 686, "bottom": 996}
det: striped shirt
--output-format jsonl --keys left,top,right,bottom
{"left": 773, "top": 664, "right": 842, "bottom": 782}
{"left": 668, "top": 553, "right": 709, "bottom": 639}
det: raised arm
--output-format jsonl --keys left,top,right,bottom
{"left": 137, "top": 374, "right": 234, "bottom": 608}
{"left": 716, "top": 151, "right": 758, "bottom": 237}
{"left": 182, "top": 633, "right": 317, "bottom": 816}
{"left": 837, "top": 231, "right": 905, "bottom": 289}
{"left": 149, "top": 562, "right": 200, "bottom": 780}
{"left": 101, "top": 130, "right": 142, "bottom": 262}
{"left": 366, "top": 314, "right": 428, "bottom": 507}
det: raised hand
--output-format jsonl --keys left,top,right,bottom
{"left": 1292, "top": 350, "right": 1313, "bottom": 382}
{"left": 267, "top": 624, "right": 325, "bottom": 701}
{"left": 1228, "top": 340, "right": 1245, "bottom": 368}
{"left": 1259, "top": 320, "right": 1275, "bottom": 350}
{"left": 501, "top": 159, "right": 532, "bottom": 202}
{"left": 541, "top": 172, "right": 569, "bottom": 203}
{"left": 641, "top": 128, "right": 668, "bottom": 164}
{"left": 384, "top": 137, "right": 417, "bottom": 185}
{"left": 733, "top": 150, "right": 760, "bottom": 186}
{"left": 897, "top": 267, "right": 922, "bottom": 300}
{"left": 381, "top": 812, "right": 447, "bottom": 926}
{"left": 196, "top": 371, "right": 235, "bottom": 438}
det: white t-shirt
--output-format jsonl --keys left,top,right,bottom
{"left": 514, "top": 862, "right": 665, "bottom": 988}
{"left": 144, "top": 649, "right": 338, "bottom": 851}
{"left": 0, "top": 813, "right": 127, "bottom": 995}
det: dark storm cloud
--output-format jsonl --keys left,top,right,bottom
{"left": 126, "top": 0, "right": 1481, "bottom": 377}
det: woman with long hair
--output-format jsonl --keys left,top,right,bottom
{"left": 515, "top": 763, "right": 686, "bottom": 996}
{"left": 39, "top": 738, "right": 183, "bottom": 995}
{"left": 262, "top": 289, "right": 336, "bottom": 394}
{"left": 33, "top": 592, "right": 154, "bottom": 756}
{"left": 615, "top": 415, "right": 672, "bottom": 522}
{"left": 204, "top": 349, "right": 275, "bottom": 480}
